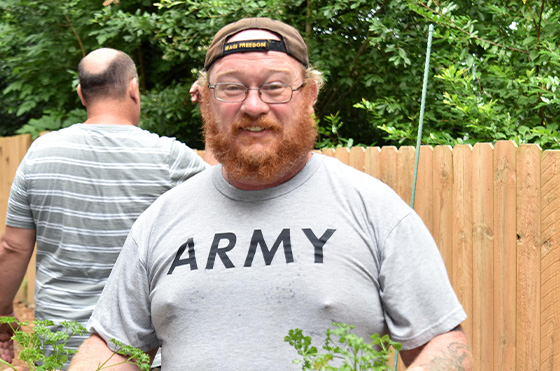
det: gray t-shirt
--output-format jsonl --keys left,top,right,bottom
{"left": 89, "top": 153, "right": 465, "bottom": 370}
{"left": 6, "top": 123, "right": 208, "bottom": 367}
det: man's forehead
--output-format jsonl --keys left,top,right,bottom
{"left": 214, "top": 64, "right": 293, "bottom": 79}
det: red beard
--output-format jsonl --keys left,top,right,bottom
{"left": 200, "top": 86, "right": 317, "bottom": 184}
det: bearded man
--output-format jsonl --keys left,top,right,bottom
{"left": 70, "top": 18, "right": 472, "bottom": 370}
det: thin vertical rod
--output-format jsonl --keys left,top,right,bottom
{"left": 410, "top": 24, "right": 434, "bottom": 209}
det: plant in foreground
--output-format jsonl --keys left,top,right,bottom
{"left": 285, "top": 322, "right": 401, "bottom": 371}
{"left": 0, "top": 316, "right": 150, "bottom": 371}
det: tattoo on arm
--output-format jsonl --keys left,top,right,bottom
{"left": 419, "top": 342, "right": 470, "bottom": 371}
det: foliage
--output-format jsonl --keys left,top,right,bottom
{"left": 0, "top": 74, "right": 37, "bottom": 137}
{"left": 285, "top": 323, "right": 401, "bottom": 370}
{"left": 355, "top": 0, "right": 560, "bottom": 149}
{"left": 140, "top": 82, "right": 205, "bottom": 147}
{"left": 0, "top": 316, "right": 150, "bottom": 371}
{"left": 0, "top": 0, "right": 97, "bottom": 115}
{"left": 316, "top": 112, "right": 354, "bottom": 149}
{"left": 1, "top": 0, "right": 559, "bottom": 149}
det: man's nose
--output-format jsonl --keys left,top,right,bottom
{"left": 240, "top": 89, "right": 270, "bottom": 117}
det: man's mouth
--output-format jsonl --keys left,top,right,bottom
{"left": 244, "top": 126, "right": 265, "bottom": 132}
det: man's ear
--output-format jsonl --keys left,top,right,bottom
{"left": 190, "top": 81, "right": 201, "bottom": 104}
{"left": 306, "top": 80, "right": 319, "bottom": 112}
{"left": 129, "top": 77, "right": 140, "bottom": 103}
{"left": 309, "top": 80, "right": 318, "bottom": 103}
{"left": 77, "top": 84, "right": 86, "bottom": 106}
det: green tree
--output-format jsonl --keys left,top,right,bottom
{"left": 0, "top": 0, "right": 208, "bottom": 145}
{"left": 356, "top": 0, "right": 560, "bottom": 148}
{"left": 1, "top": 0, "right": 559, "bottom": 149}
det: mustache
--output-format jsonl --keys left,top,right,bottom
{"left": 232, "top": 115, "right": 282, "bottom": 131}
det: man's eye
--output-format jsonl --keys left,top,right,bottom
{"left": 261, "top": 84, "right": 287, "bottom": 95}
{"left": 223, "top": 85, "right": 244, "bottom": 92}
{"left": 262, "top": 84, "right": 285, "bottom": 91}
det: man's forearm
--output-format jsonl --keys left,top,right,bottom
{"left": 401, "top": 326, "right": 472, "bottom": 371}
{"left": 70, "top": 334, "right": 134, "bottom": 370}
{"left": 0, "top": 226, "right": 36, "bottom": 314}
{"left": 70, "top": 334, "right": 155, "bottom": 370}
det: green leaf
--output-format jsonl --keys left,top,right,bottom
{"left": 529, "top": 50, "right": 539, "bottom": 60}
{"left": 522, "top": 36, "right": 536, "bottom": 46}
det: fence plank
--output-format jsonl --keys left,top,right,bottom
{"left": 516, "top": 144, "right": 541, "bottom": 371}
{"left": 333, "top": 147, "right": 350, "bottom": 165}
{"left": 348, "top": 146, "right": 366, "bottom": 172}
{"left": 0, "top": 135, "right": 32, "bottom": 230}
{"left": 413, "top": 146, "right": 434, "bottom": 234}
{"left": 472, "top": 143, "right": 495, "bottom": 370}
{"left": 433, "top": 146, "right": 454, "bottom": 280}
{"left": 452, "top": 144, "right": 474, "bottom": 341}
{"left": 540, "top": 150, "right": 560, "bottom": 370}
{"left": 493, "top": 140, "right": 517, "bottom": 370}
{"left": 364, "top": 146, "right": 381, "bottom": 179}
{"left": 379, "top": 146, "right": 398, "bottom": 190}
{"left": 320, "top": 147, "right": 335, "bottom": 158}
{"left": 396, "top": 146, "right": 415, "bottom": 205}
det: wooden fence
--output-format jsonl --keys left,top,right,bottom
{"left": 1, "top": 135, "right": 558, "bottom": 370}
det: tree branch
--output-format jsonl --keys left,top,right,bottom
{"left": 306, "top": 0, "right": 312, "bottom": 39}
{"left": 137, "top": 47, "right": 146, "bottom": 93}
{"left": 64, "top": 14, "right": 85, "bottom": 57}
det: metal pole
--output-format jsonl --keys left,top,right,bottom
{"left": 410, "top": 24, "right": 434, "bottom": 209}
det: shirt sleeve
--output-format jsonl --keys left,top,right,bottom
{"left": 167, "top": 140, "right": 209, "bottom": 186}
{"left": 6, "top": 157, "right": 35, "bottom": 229}
{"left": 378, "top": 211, "right": 467, "bottom": 350}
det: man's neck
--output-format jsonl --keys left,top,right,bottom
{"left": 84, "top": 114, "right": 136, "bottom": 126}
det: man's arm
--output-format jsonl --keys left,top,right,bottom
{"left": 400, "top": 326, "right": 472, "bottom": 371}
{"left": 0, "top": 226, "right": 36, "bottom": 363}
{"left": 69, "top": 334, "right": 157, "bottom": 370}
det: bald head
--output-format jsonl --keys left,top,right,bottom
{"left": 78, "top": 48, "right": 138, "bottom": 104}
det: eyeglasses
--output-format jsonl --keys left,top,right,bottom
{"left": 207, "top": 82, "right": 305, "bottom": 104}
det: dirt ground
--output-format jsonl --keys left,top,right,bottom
{"left": 13, "top": 300, "right": 34, "bottom": 324}
{"left": 3, "top": 300, "right": 35, "bottom": 369}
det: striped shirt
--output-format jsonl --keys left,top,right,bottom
{"left": 6, "top": 123, "right": 208, "bottom": 365}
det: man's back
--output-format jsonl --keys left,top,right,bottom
{"left": 6, "top": 123, "right": 207, "bottom": 357}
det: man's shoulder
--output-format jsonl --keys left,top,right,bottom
{"left": 25, "top": 125, "right": 81, "bottom": 150}
{"left": 319, "top": 153, "right": 383, "bottom": 184}
{"left": 125, "top": 127, "right": 194, "bottom": 152}
{"left": 317, "top": 153, "right": 406, "bottom": 202}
